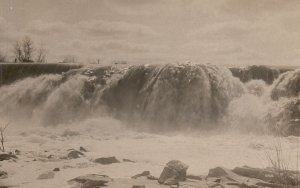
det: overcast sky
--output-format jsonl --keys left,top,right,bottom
{"left": 0, "top": 0, "right": 300, "bottom": 66}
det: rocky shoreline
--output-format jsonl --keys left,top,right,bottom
{"left": 1, "top": 150, "right": 299, "bottom": 188}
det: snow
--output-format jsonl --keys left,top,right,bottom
{"left": 1, "top": 117, "right": 299, "bottom": 187}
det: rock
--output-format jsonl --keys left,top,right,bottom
{"left": 186, "top": 174, "right": 203, "bottom": 181}
{"left": 47, "top": 154, "right": 54, "bottom": 159}
{"left": 147, "top": 175, "right": 158, "bottom": 180}
{"left": 230, "top": 65, "right": 280, "bottom": 85}
{"left": 68, "top": 174, "right": 112, "bottom": 188}
{"left": 53, "top": 168, "right": 60, "bottom": 172}
{"left": 207, "top": 167, "right": 244, "bottom": 188}
{"left": 208, "top": 167, "right": 247, "bottom": 182}
{"left": 233, "top": 166, "right": 274, "bottom": 181}
{"left": 94, "top": 156, "right": 120, "bottom": 165}
{"left": 164, "top": 177, "right": 179, "bottom": 186}
{"left": 158, "top": 160, "right": 188, "bottom": 185}
{"left": 233, "top": 166, "right": 300, "bottom": 186}
{"left": 132, "top": 171, "right": 150, "bottom": 179}
{"left": 103, "top": 177, "right": 203, "bottom": 188}
{"left": 206, "top": 166, "right": 290, "bottom": 188}
{"left": 159, "top": 167, "right": 179, "bottom": 184}
{"left": 0, "top": 153, "right": 17, "bottom": 161}
{"left": 37, "top": 172, "right": 55, "bottom": 180}
{"left": 132, "top": 185, "right": 145, "bottom": 188}
{"left": 123, "top": 158, "right": 135, "bottom": 163}
{"left": 79, "top": 146, "right": 88, "bottom": 152}
{"left": 0, "top": 171, "right": 7, "bottom": 179}
{"left": 67, "top": 150, "right": 84, "bottom": 159}
{"left": 208, "top": 166, "right": 233, "bottom": 177}
{"left": 214, "top": 178, "right": 221, "bottom": 183}
{"left": 255, "top": 181, "right": 282, "bottom": 188}
{"left": 14, "top": 149, "right": 20, "bottom": 155}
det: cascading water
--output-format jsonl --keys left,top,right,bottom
{"left": 266, "top": 69, "right": 300, "bottom": 136}
{"left": 0, "top": 63, "right": 298, "bottom": 135}
{"left": 270, "top": 69, "right": 300, "bottom": 100}
{"left": 0, "top": 74, "right": 64, "bottom": 123}
{"left": 225, "top": 80, "right": 271, "bottom": 133}
{"left": 0, "top": 65, "right": 123, "bottom": 126}
{"left": 1, "top": 63, "right": 300, "bottom": 188}
{"left": 101, "top": 64, "right": 244, "bottom": 130}
{"left": 227, "top": 69, "right": 300, "bottom": 135}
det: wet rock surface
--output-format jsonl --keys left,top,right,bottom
{"left": 0, "top": 63, "right": 82, "bottom": 86}
{"left": 94, "top": 156, "right": 120, "bottom": 165}
{"left": 79, "top": 146, "right": 88, "bottom": 152}
{"left": 132, "top": 171, "right": 151, "bottom": 179}
{"left": 132, "top": 171, "right": 159, "bottom": 181}
{"left": 0, "top": 153, "right": 17, "bottom": 161}
{"left": 67, "top": 149, "right": 85, "bottom": 159}
{"left": 53, "top": 168, "right": 60, "bottom": 172}
{"left": 229, "top": 65, "right": 282, "bottom": 85}
{"left": 123, "top": 158, "right": 136, "bottom": 163}
{"left": 0, "top": 171, "right": 7, "bottom": 179}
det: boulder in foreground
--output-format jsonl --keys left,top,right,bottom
{"left": 158, "top": 160, "right": 188, "bottom": 185}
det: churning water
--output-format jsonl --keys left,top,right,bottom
{"left": 0, "top": 63, "right": 298, "bottom": 135}
{"left": 0, "top": 63, "right": 299, "bottom": 187}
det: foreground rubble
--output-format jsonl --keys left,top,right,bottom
{"left": 2, "top": 155, "right": 300, "bottom": 188}
{"left": 65, "top": 160, "right": 300, "bottom": 188}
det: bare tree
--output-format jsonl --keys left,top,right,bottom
{"left": 13, "top": 41, "right": 23, "bottom": 63}
{"left": 22, "top": 36, "right": 34, "bottom": 62}
{"left": 0, "top": 122, "right": 9, "bottom": 152}
{"left": 36, "top": 43, "right": 47, "bottom": 63}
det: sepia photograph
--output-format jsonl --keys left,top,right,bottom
{"left": 0, "top": 0, "right": 299, "bottom": 187}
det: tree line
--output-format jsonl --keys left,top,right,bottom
{"left": 0, "top": 36, "right": 47, "bottom": 63}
